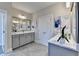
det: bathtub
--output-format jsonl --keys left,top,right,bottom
{"left": 48, "top": 33, "right": 79, "bottom": 56}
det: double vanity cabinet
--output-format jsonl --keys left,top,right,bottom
{"left": 12, "top": 31, "right": 35, "bottom": 49}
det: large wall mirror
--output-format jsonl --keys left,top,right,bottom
{"left": 12, "top": 17, "right": 31, "bottom": 32}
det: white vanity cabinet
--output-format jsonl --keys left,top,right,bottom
{"left": 12, "top": 31, "right": 35, "bottom": 49}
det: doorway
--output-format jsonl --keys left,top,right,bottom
{"left": 0, "top": 9, "right": 7, "bottom": 54}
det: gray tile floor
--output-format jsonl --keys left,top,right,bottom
{"left": 2, "top": 42, "right": 48, "bottom": 56}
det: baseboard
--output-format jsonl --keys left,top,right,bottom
{"left": 3, "top": 47, "right": 12, "bottom": 54}
{"left": 13, "top": 41, "right": 34, "bottom": 50}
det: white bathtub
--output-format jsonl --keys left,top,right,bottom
{"left": 48, "top": 33, "right": 79, "bottom": 56}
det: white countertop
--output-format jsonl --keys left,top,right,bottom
{"left": 12, "top": 31, "right": 35, "bottom": 35}
{"left": 48, "top": 33, "right": 79, "bottom": 52}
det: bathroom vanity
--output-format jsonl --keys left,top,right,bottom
{"left": 11, "top": 17, "right": 35, "bottom": 49}
{"left": 48, "top": 33, "right": 79, "bottom": 56}
{"left": 12, "top": 31, "right": 35, "bottom": 49}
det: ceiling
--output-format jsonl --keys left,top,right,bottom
{"left": 12, "top": 2, "right": 56, "bottom": 13}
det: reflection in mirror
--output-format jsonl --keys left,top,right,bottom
{"left": 12, "top": 17, "right": 31, "bottom": 32}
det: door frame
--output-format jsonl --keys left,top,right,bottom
{"left": 0, "top": 9, "right": 7, "bottom": 53}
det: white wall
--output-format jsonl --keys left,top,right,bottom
{"left": 33, "top": 3, "right": 70, "bottom": 17}
{"left": 32, "top": 2, "right": 70, "bottom": 45}
{"left": 71, "top": 4, "right": 76, "bottom": 41}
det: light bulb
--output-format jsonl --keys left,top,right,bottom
{"left": 18, "top": 14, "right": 27, "bottom": 19}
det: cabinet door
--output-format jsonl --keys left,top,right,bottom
{"left": 31, "top": 33, "right": 35, "bottom": 41}
{"left": 24, "top": 33, "right": 33, "bottom": 43}
{"left": 20, "top": 33, "right": 34, "bottom": 46}
{"left": 12, "top": 35, "right": 19, "bottom": 49}
{"left": 19, "top": 34, "right": 26, "bottom": 46}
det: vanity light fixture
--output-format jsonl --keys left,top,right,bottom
{"left": 12, "top": 20, "right": 19, "bottom": 23}
{"left": 18, "top": 14, "right": 27, "bottom": 19}
{"left": 66, "top": 2, "right": 71, "bottom": 8}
